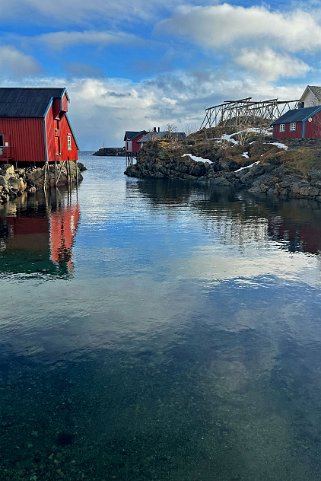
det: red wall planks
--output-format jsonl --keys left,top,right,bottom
{"left": 0, "top": 118, "right": 45, "bottom": 162}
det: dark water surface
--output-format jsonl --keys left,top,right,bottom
{"left": 1, "top": 153, "right": 321, "bottom": 480}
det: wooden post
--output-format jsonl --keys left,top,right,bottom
{"left": 43, "top": 161, "right": 48, "bottom": 191}
{"left": 54, "top": 161, "right": 57, "bottom": 188}
{"left": 66, "top": 161, "right": 71, "bottom": 192}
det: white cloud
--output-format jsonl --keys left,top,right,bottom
{"left": 0, "top": 46, "right": 40, "bottom": 77}
{"left": 19, "top": 73, "right": 301, "bottom": 149}
{"left": 158, "top": 3, "right": 321, "bottom": 53}
{"left": 38, "top": 30, "right": 138, "bottom": 50}
{"left": 235, "top": 48, "right": 311, "bottom": 81}
{"left": 0, "top": 0, "right": 182, "bottom": 24}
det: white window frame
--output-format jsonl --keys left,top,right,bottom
{"left": 279, "top": 124, "right": 285, "bottom": 133}
{"left": 290, "top": 122, "right": 296, "bottom": 131}
{"left": 67, "top": 134, "right": 72, "bottom": 151}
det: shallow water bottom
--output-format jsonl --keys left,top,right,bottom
{"left": 1, "top": 154, "right": 321, "bottom": 480}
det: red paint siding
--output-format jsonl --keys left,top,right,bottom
{"left": 45, "top": 101, "right": 56, "bottom": 161}
{"left": 59, "top": 115, "right": 78, "bottom": 161}
{"left": 274, "top": 111, "right": 321, "bottom": 140}
{"left": 125, "top": 131, "right": 146, "bottom": 154}
{"left": 0, "top": 118, "right": 45, "bottom": 162}
{"left": 273, "top": 122, "right": 303, "bottom": 140}
{"left": 61, "top": 94, "right": 69, "bottom": 113}
{"left": 52, "top": 99, "right": 60, "bottom": 119}
{"left": 0, "top": 90, "right": 77, "bottom": 164}
{"left": 305, "top": 111, "right": 321, "bottom": 139}
{"left": 132, "top": 137, "right": 142, "bottom": 153}
{"left": 52, "top": 94, "right": 68, "bottom": 117}
{"left": 45, "top": 106, "right": 78, "bottom": 162}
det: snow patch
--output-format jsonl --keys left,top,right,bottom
{"left": 245, "top": 127, "right": 272, "bottom": 136}
{"left": 220, "top": 127, "right": 272, "bottom": 146}
{"left": 182, "top": 154, "right": 213, "bottom": 164}
{"left": 264, "top": 142, "right": 288, "bottom": 150}
{"left": 221, "top": 133, "right": 239, "bottom": 145}
{"left": 234, "top": 161, "right": 260, "bottom": 173}
{"left": 242, "top": 152, "right": 249, "bottom": 159}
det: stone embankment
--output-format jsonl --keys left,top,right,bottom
{"left": 0, "top": 161, "right": 85, "bottom": 205}
{"left": 125, "top": 132, "right": 321, "bottom": 202}
{"left": 93, "top": 147, "right": 125, "bottom": 156}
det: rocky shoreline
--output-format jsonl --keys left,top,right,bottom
{"left": 0, "top": 161, "right": 85, "bottom": 205}
{"left": 93, "top": 147, "right": 125, "bottom": 156}
{"left": 125, "top": 130, "right": 321, "bottom": 202}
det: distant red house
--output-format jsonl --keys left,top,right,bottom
{"left": 0, "top": 88, "right": 78, "bottom": 164}
{"left": 272, "top": 106, "right": 321, "bottom": 140}
{"left": 124, "top": 131, "right": 146, "bottom": 156}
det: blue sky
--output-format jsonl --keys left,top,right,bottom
{"left": 0, "top": 0, "right": 320, "bottom": 148}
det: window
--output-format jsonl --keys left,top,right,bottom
{"left": 67, "top": 134, "right": 72, "bottom": 151}
{"left": 290, "top": 122, "right": 296, "bottom": 131}
{"left": 0, "top": 135, "right": 4, "bottom": 155}
{"left": 279, "top": 124, "right": 285, "bottom": 132}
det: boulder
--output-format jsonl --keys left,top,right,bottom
{"left": 0, "top": 175, "right": 7, "bottom": 187}
{"left": 1, "top": 165, "right": 15, "bottom": 179}
{"left": 7, "top": 176, "right": 21, "bottom": 191}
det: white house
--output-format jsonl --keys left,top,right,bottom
{"left": 300, "top": 85, "right": 321, "bottom": 108}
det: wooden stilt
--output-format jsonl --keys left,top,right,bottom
{"left": 75, "top": 161, "right": 79, "bottom": 185}
{"left": 67, "top": 161, "right": 71, "bottom": 189}
{"left": 43, "top": 161, "right": 48, "bottom": 191}
{"left": 54, "top": 161, "right": 57, "bottom": 188}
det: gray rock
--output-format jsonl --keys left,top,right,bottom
{"left": 0, "top": 175, "right": 7, "bottom": 187}
{"left": 1, "top": 165, "right": 14, "bottom": 179}
{"left": 7, "top": 176, "right": 21, "bottom": 191}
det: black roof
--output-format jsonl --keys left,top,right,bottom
{"left": 0, "top": 88, "right": 67, "bottom": 118}
{"left": 138, "top": 131, "right": 186, "bottom": 143}
{"left": 272, "top": 106, "right": 321, "bottom": 125}
{"left": 124, "top": 131, "right": 145, "bottom": 141}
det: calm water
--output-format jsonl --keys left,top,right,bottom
{"left": 1, "top": 153, "right": 321, "bottom": 480}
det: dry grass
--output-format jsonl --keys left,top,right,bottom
{"left": 156, "top": 126, "right": 321, "bottom": 177}
{"left": 281, "top": 147, "right": 321, "bottom": 176}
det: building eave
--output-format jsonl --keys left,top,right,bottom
{"left": 302, "top": 105, "right": 321, "bottom": 121}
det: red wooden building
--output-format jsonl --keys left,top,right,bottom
{"left": 124, "top": 131, "right": 146, "bottom": 157}
{"left": 272, "top": 105, "right": 321, "bottom": 140}
{"left": 0, "top": 88, "right": 78, "bottom": 164}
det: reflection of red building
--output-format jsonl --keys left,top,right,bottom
{"left": 268, "top": 217, "right": 321, "bottom": 254}
{"left": 0, "top": 204, "right": 80, "bottom": 274}
{"left": 50, "top": 205, "right": 80, "bottom": 271}
{"left": 4, "top": 216, "right": 49, "bottom": 252}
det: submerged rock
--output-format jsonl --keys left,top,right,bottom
{"left": 55, "top": 432, "right": 75, "bottom": 447}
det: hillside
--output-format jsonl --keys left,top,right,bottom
{"left": 125, "top": 126, "right": 321, "bottom": 202}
